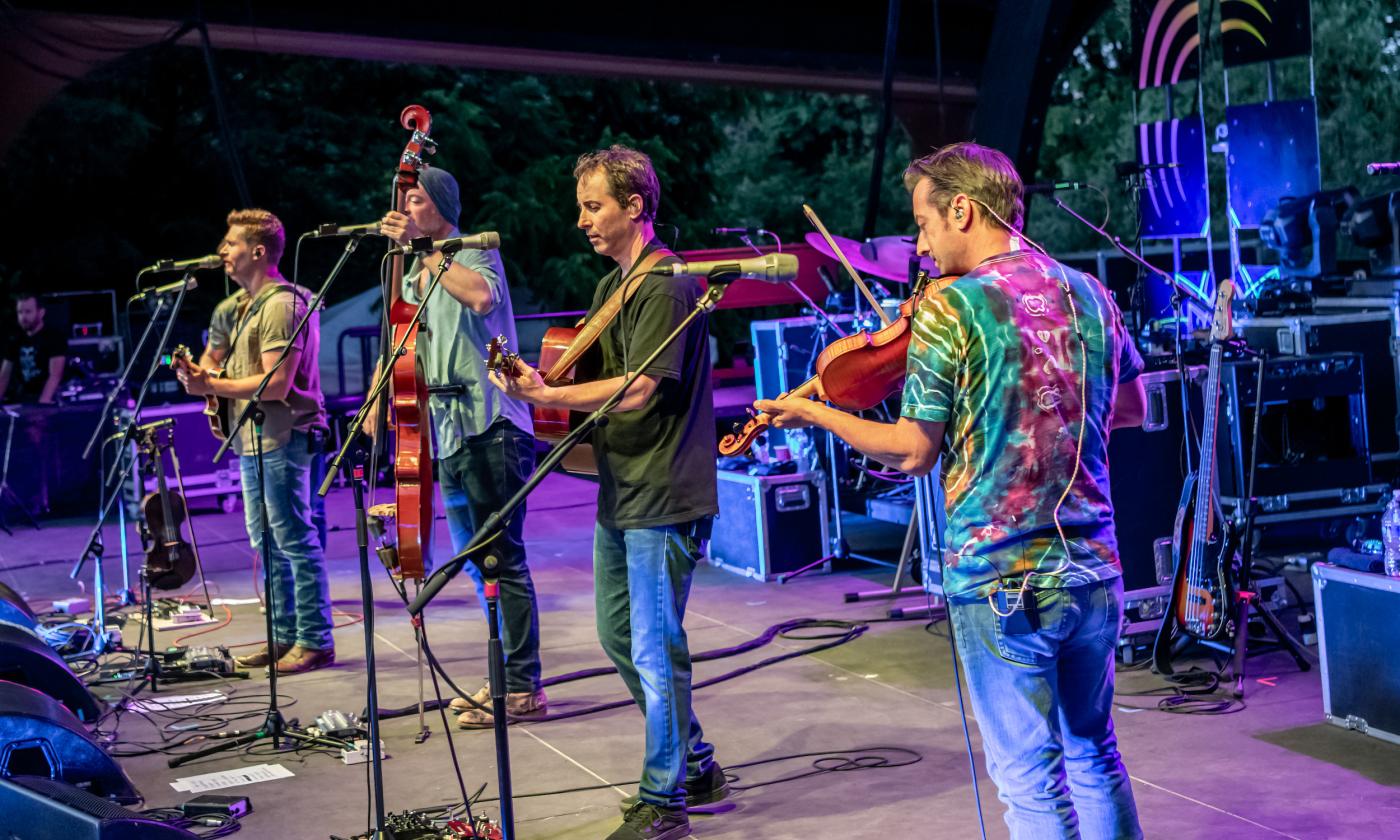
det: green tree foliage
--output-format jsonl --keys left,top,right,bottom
{"left": 1033, "top": 1, "right": 1400, "bottom": 261}
{"left": 0, "top": 46, "right": 911, "bottom": 327}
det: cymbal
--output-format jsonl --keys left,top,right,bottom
{"left": 804, "top": 232, "right": 937, "bottom": 282}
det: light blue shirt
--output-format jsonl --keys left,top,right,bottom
{"left": 401, "top": 244, "right": 533, "bottom": 460}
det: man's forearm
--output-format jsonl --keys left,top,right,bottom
{"left": 211, "top": 373, "right": 289, "bottom": 402}
{"left": 428, "top": 255, "right": 494, "bottom": 314}
{"left": 38, "top": 375, "right": 62, "bottom": 404}
{"left": 805, "top": 405, "right": 941, "bottom": 476}
{"left": 535, "top": 374, "right": 655, "bottom": 414}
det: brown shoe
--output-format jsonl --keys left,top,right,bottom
{"left": 456, "top": 688, "right": 547, "bottom": 729}
{"left": 274, "top": 645, "right": 336, "bottom": 674}
{"left": 234, "top": 643, "right": 293, "bottom": 669}
{"left": 448, "top": 681, "right": 491, "bottom": 714}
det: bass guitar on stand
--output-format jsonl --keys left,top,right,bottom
{"left": 1153, "top": 279, "right": 1240, "bottom": 675}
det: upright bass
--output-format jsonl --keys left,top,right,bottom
{"left": 386, "top": 105, "right": 436, "bottom": 580}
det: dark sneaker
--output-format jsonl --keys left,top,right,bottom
{"left": 619, "top": 762, "right": 731, "bottom": 814}
{"left": 606, "top": 802, "right": 690, "bottom": 840}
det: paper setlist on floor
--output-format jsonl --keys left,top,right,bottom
{"left": 171, "top": 763, "right": 294, "bottom": 793}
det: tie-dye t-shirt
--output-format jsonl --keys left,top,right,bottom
{"left": 901, "top": 251, "right": 1144, "bottom": 600}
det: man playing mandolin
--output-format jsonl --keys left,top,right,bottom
{"left": 177, "top": 208, "right": 335, "bottom": 675}
{"left": 376, "top": 165, "right": 546, "bottom": 729}
{"left": 489, "top": 145, "right": 726, "bottom": 840}
{"left": 756, "top": 144, "right": 1146, "bottom": 839}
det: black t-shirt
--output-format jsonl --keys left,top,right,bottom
{"left": 3, "top": 325, "right": 66, "bottom": 402}
{"left": 585, "top": 242, "right": 718, "bottom": 529}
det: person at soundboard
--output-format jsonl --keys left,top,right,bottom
{"left": 1, "top": 292, "right": 67, "bottom": 405}
{"left": 755, "top": 143, "right": 1147, "bottom": 839}
{"left": 489, "top": 145, "right": 726, "bottom": 840}
{"left": 375, "top": 165, "right": 546, "bottom": 730}
{"left": 177, "top": 208, "right": 335, "bottom": 675}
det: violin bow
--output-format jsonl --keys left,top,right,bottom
{"left": 801, "top": 203, "right": 892, "bottom": 328}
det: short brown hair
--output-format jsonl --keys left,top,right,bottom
{"left": 225, "top": 208, "right": 286, "bottom": 267}
{"left": 573, "top": 145, "right": 661, "bottom": 222}
{"left": 903, "top": 143, "right": 1025, "bottom": 232}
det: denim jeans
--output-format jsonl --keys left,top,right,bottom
{"left": 239, "top": 430, "right": 334, "bottom": 650}
{"left": 948, "top": 577, "right": 1141, "bottom": 840}
{"left": 594, "top": 520, "right": 716, "bottom": 809}
{"left": 438, "top": 418, "right": 541, "bottom": 693}
{"left": 306, "top": 428, "right": 328, "bottom": 551}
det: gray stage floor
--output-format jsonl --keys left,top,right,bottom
{"left": 2, "top": 472, "right": 1397, "bottom": 839}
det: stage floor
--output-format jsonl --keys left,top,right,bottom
{"left": 2, "top": 472, "right": 1397, "bottom": 839}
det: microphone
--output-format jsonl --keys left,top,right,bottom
{"left": 1024, "top": 181, "right": 1088, "bottom": 195}
{"left": 388, "top": 231, "right": 501, "bottom": 256}
{"left": 130, "top": 275, "right": 198, "bottom": 302}
{"left": 1366, "top": 161, "right": 1400, "bottom": 176}
{"left": 651, "top": 253, "right": 799, "bottom": 283}
{"left": 712, "top": 226, "right": 771, "bottom": 237}
{"left": 309, "top": 222, "right": 385, "bottom": 238}
{"left": 144, "top": 255, "right": 222, "bottom": 274}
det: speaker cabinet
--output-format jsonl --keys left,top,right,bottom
{"left": 0, "top": 624, "right": 102, "bottom": 721}
{"left": 0, "top": 580, "right": 38, "bottom": 633}
{"left": 0, "top": 775, "right": 196, "bottom": 839}
{"left": 0, "top": 681, "right": 138, "bottom": 804}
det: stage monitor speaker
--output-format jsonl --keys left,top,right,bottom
{"left": 0, "top": 624, "right": 102, "bottom": 721}
{"left": 0, "top": 580, "right": 38, "bottom": 634}
{"left": 0, "top": 775, "right": 197, "bottom": 839}
{"left": 0, "top": 680, "right": 138, "bottom": 804}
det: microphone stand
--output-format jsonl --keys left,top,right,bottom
{"left": 71, "top": 279, "right": 193, "bottom": 658}
{"left": 81, "top": 270, "right": 168, "bottom": 461}
{"left": 316, "top": 243, "right": 462, "bottom": 840}
{"left": 403, "top": 272, "right": 737, "bottom": 840}
{"left": 171, "top": 237, "right": 371, "bottom": 770}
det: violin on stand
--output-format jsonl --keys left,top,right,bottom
{"left": 138, "top": 423, "right": 197, "bottom": 591}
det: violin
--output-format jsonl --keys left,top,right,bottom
{"left": 387, "top": 104, "right": 436, "bottom": 581}
{"left": 719, "top": 203, "right": 956, "bottom": 457}
{"left": 718, "top": 273, "right": 954, "bottom": 456}
{"left": 140, "top": 426, "right": 197, "bottom": 590}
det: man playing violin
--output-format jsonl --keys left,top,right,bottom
{"left": 489, "top": 145, "right": 726, "bottom": 840}
{"left": 177, "top": 209, "right": 335, "bottom": 674}
{"left": 376, "top": 165, "right": 545, "bottom": 729}
{"left": 757, "top": 143, "right": 1146, "bottom": 839}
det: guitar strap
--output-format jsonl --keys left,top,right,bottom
{"left": 226, "top": 283, "right": 306, "bottom": 360}
{"left": 542, "top": 246, "right": 675, "bottom": 384}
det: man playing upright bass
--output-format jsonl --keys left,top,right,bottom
{"left": 490, "top": 145, "right": 727, "bottom": 840}
{"left": 377, "top": 165, "right": 547, "bottom": 729}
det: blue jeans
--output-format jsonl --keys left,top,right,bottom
{"left": 949, "top": 578, "right": 1141, "bottom": 840}
{"left": 594, "top": 521, "right": 716, "bottom": 809}
{"left": 239, "top": 430, "right": 334, "bottom": 650}
{"left": 306, "top": 428, "right": 328, "bottom": 551}
{"left": 439, "top": 419, "right": 541, "bottom": 693}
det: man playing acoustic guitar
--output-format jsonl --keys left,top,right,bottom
{"left": 490, "top": 145, "right": 726, "bottom": 840}
{"left": 176, "top": 208, "right": 335, "bottom": 674}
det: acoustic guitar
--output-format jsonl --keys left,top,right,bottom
{"left": 168, "top": 345, "right": 231, "bottom": 441}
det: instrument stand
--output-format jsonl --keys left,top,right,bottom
{"left": 405, "top": 275, "right": 740, "bottom": 840}
{"left": 73, "top": 278, "right": 194, "bottom": 650}
{"left": 0, "top": 405, "right": 40, "bottom": 535}
{"left": 169, "top": 407, "right": 337, "bottom": 768}
{"left": 348, "top": 448, "right": 393, "bottom": 838}
{"left": 1227, "top": 350, "right": 1311, "bottom": 698}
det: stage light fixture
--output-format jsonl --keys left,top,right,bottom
{"left": 1259, "top": 187, "right": 1357, "bottom": 278}
{"left": 1347, "top": 191, "right": 1400, "bottom": 278}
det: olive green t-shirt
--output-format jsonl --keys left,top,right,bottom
{"left": 208, "top": 280, "right": 327, "bottom": 456}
